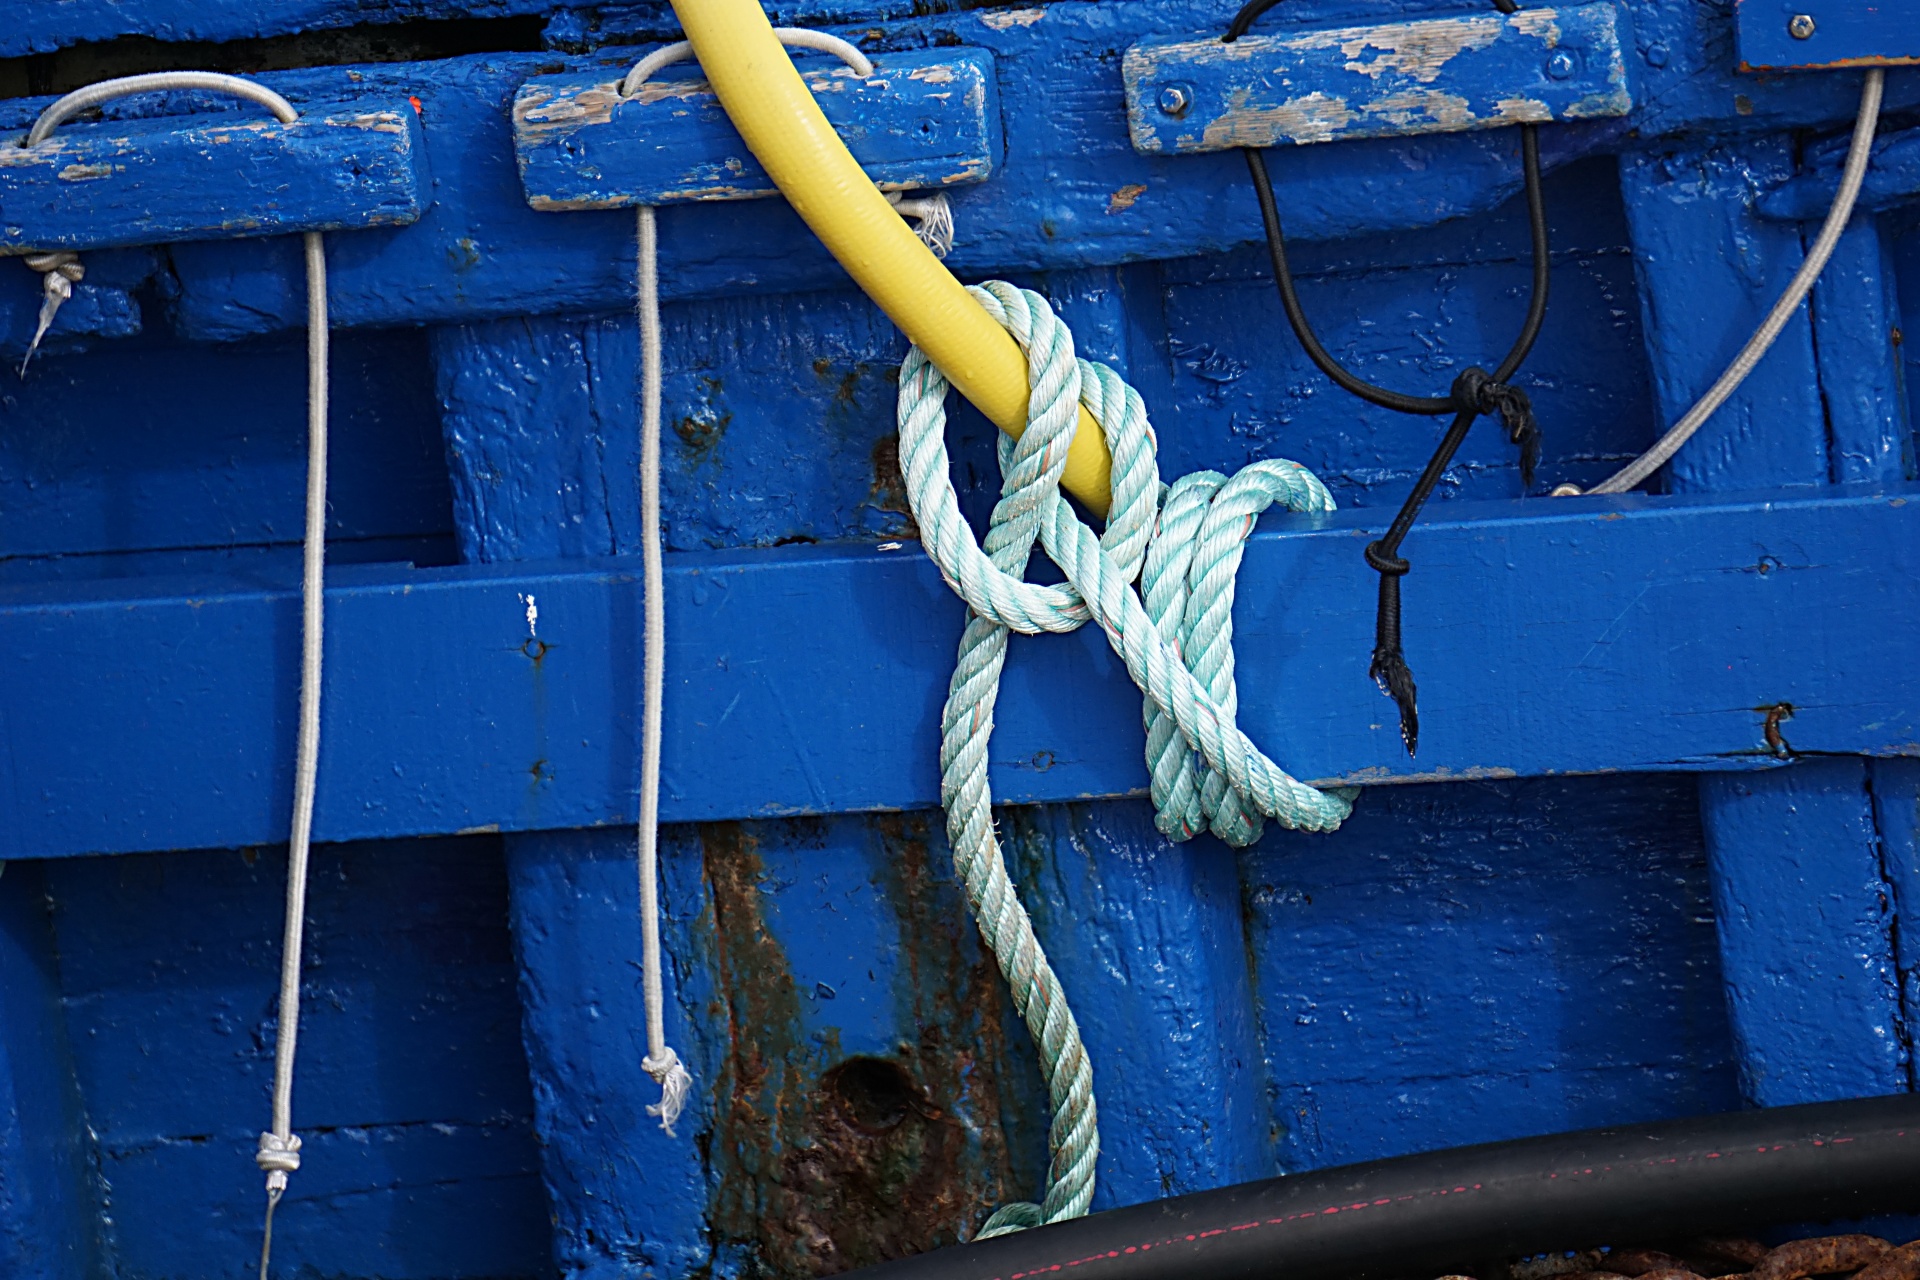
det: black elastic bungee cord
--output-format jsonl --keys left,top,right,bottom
{"left": 1226, "top": 0, "right": 1551, "bottom": 756}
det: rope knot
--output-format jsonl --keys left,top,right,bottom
{"left": 19, "top": 251, "right": 85, "bottom": 377}
{"left": 255, "top": 1130, "right": 302, "bottom": 1193}
{"left": 643, "top": 1046, "right": 694, "bottom": 1138}
{"left": 1451, "top": 366, "right": 1540, "bottom": 487}
{"left": 896, "top": 280, "right": 1353, "bottom": 1236}
{"left": 1363, "top": 541, "right": 1408, "bottom": 576}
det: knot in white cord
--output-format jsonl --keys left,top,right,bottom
{"left": 255, "top": 1131, "right": 302, "bottom": 1192}
{"left": 887, "top": 191, "right": 954, "bottom": 258}
{"left": 19, "top": 250, "right": 85, "bottom": 375}
{"left": 643, "top": 1046, "right": 694, "bottom": 1137}
{"left": 897, "top": 280, "right": 1353, "bottom": 843}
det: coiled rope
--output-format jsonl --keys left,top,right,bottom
{"left": 897, "top": 280, "right": 1351, "bottom": 1234}
{"left": 19, "top": 72, "right": 330, "bottom": 1280}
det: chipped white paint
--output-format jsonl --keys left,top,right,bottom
{"left": 1201, "top": 90, "right": 1354, "bottom": 148}
{"left": 519, "top": 593, "right": 539, "bottom": 637}
{"left": 56, "top": 162, "right": 115, "bottom": 182}
{"left": 1493, "top": 96, "right": 1555, "bottom": 123}
{"left": 1508, "top": 10, "right": 1566, "bottom": 45}
{"left": 1123, "top": 1, "right": 1630, "bottom": 155}
{"left": 980, "top": 7, "right": 1045, "bottom": 29}
{"left": 1333, "top": 18, "right": 1506, "bottom": 84}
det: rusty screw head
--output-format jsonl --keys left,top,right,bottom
{"left": 1789, "top": 13, "right": 1816, "bottom": 39}
{"left": 1546, "top": 49, "right": 1577, "bottom": 79}
{"left": 1157, "top": 83, "right": 1193, "bottom": 117}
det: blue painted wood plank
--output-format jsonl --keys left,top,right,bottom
{"left": 1619, "top": 139, "right": 1829, "bottom": 491}
{"left": 0, "top": 486, "right": 1915, "bottom": 859}
{"left": 1622, "top": 133, "right": 1909, "bottom": 1111}
{"left": 0, "top": 862, "right": 107, "bottom": 1277}
{"left": 1006, "top": 802, "right": 1278, "bottom": 1203}
{"left": 0, "top": 103, "right": 429, "bottom": 253}
{"left": 42, "top": 839, "right": 551, "bottom": 1279}
{"left": 1736, "top": 0, "right": 1920, "bottom": 72}
{"left": 1699, "top": 763, "right": 1908, "bottom": 1105}
{"left": 1242, "top": 774, "right": 1738, "bottom": 1170}
{"left": 1870, "top": 756, "right": 1920, "bottom": 1087}
{"left": 1758, "top": 125, "right": 1920, "bottom": 222}
{"left": 1123, "top": 4, "right": 1633, "bottom": 155}
{"left": 513, "top": 48, "right": 998, "bottom": 209}
{"left": 502, "top": 828, "right": 713, "bottom": 1280}
{"left": 1811, "top": 217, "right": 1911, "bottom": 484}
{"left": 0, "top": 326, "right": 453, "bottom": 565}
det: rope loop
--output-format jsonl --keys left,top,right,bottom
{"left": 898, "top": 281, "right": 1351, "bottom": 1237}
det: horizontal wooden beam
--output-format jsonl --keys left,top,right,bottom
{"left": 1, "top": 486, "right": 1914, "bottom": 859}
{"left": 1123, "top": 4, "right": 1632, "bottom": 155}
{"left": 514, "top": 48, "right": 998, "bottom": 208}
{"left": 0, "top": 103, "right": 429, "bottom": 253}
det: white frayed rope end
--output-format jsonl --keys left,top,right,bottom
{"left": 643, "top": 1047, "right": 693, "bottom": 1137}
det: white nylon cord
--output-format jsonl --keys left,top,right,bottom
{"left": 619, "top": 28, "right": 873, "bottom": 96}
{"left": 20, "top": 71, "right": 331, "bottom": 1280}
{"left": 1569, "top": 69, "right": 1884, "bottom": 496}
{"left": 634, "top": 202, "right": 693, "bottom": 1136}
{"left": 621, "top": 26, "right": 892, "bottom": 1140}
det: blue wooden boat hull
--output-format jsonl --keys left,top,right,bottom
{"left": 0, "top": 0, "right": 1917, "bottom": 1275}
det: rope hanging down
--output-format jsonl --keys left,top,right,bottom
{"left": 896, "top": 280, "right": 1352, "bottom": 1235}
{"left": 620, "top": 27, "right": 951, "bottom": 1139}
{"left": 19, "top": 71, "right": 333, "bottom": 1280}
{"left": 1228, "top": 0, "right": 1550, "bottom": 757}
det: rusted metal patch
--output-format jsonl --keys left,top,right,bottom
{"left": 698, "top": 817, "right": 1020, "bottom": 1277}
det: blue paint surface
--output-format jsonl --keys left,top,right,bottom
{"left": 31, "top": 836, "right": 556, "bottom": 1274}
{"left": 1242, "top": 774, "right": 1740, "bottom": 1169}
{"left": 41, "top": 837, "right": 552, "bottom": 1278}
{"left": 0, "top": 103, "right": 428, "bottom": 253}
{"left": 1700, "top": 764, "right": 1908, "bottom": 1105}
{"left": 0, "top": 863, "right": 106, "bottom": 1276}
{"left": 514, "top": 47, "right": 998, "bottom": 208}
{"left": 0, "top": 326, "right": 453, "bottom": 571}
{"left": 1736, "top": 0, "right": 1920, "bottom": 72}
{"left": 1003, "top": 802, "right": 1275, "bottom": 1206}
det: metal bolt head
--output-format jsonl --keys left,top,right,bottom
{"left": 1157, "top": 83, "right": 1192, "bottom": 117}
{"left": 1789, "top": 13, "right": 1816, "bottom": 39}
{"left": 1545, "top": 49, "right": 1577, "bottom": 79}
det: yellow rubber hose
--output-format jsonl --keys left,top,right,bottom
{"left": 667, "top": 0, "right": 1113, "bottom": 516}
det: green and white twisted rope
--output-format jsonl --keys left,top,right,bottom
{"left": 895, "top": 281, "right": 1353, "bottom": 1237}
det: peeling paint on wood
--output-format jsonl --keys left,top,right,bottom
{"left": 1123, "top": 3, "right": 1633, "bottom": 154}
{"left": 512, "top": 47, "right": 998, "bottom": 210}
{"left": 0, "top": 103, "right": 429, "bottom": 253}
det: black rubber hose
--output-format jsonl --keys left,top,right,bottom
{"left": 845, "top": 1094, "right": 1920, "bottom": 1280}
